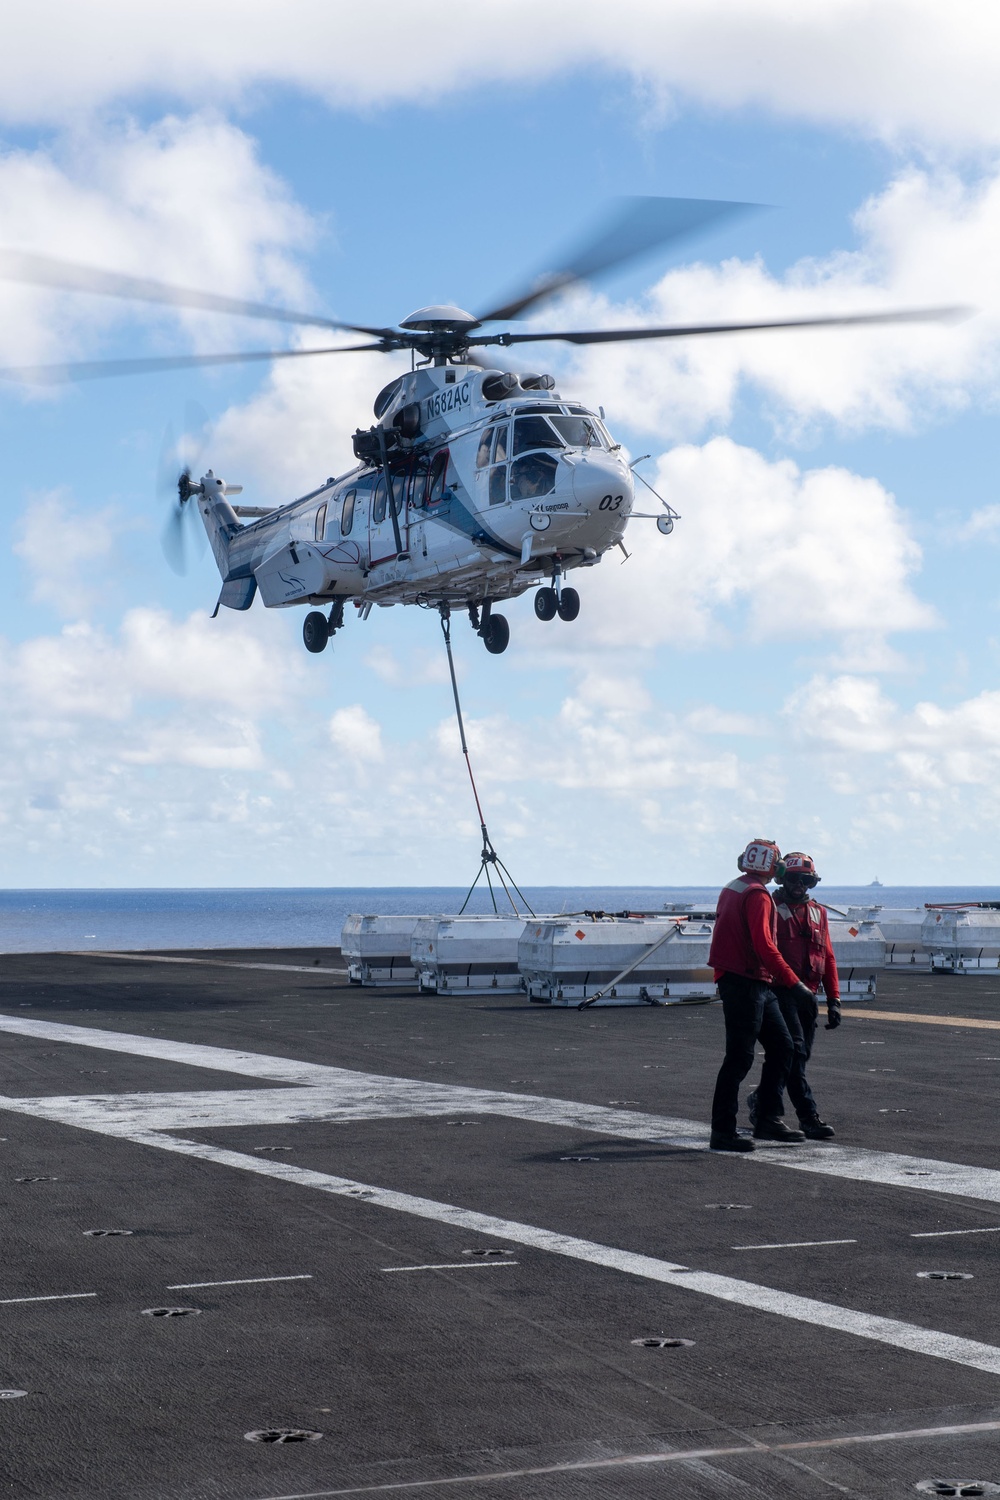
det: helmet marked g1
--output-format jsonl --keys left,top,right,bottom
{"left": 737, "top": 839, "right": 781, "bottom": 877}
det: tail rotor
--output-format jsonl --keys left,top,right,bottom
{"left": 157, "top": 402, "right": 211, "bottom": 575}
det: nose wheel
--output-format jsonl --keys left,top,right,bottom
{"left": 535, "top": 585, "right": 580, "bottom": 622}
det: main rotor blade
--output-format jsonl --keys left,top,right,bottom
{"left": 475, "top": 197, "right": 755, "bottom": 325}
{"left": 0, "top": 341, "right": 386, "bottom": 384}
{"left": 476, "top": 305, "right": 969, "bottom": 348}
{"left": 0, "top": 248, "right": 397, "bottom": 339}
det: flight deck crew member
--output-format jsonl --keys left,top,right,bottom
{"left": 708, "top": 839, "right": 817, "bottom": 1152}
{"left": 751, "top": 851, "right": 841, "bottom": 1140}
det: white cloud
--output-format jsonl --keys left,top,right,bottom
{"left": 329, "top": 704, "right": 383, "bottom": 762}
{"left": 549, "top": 166, "right": 1000, "bottom": 443}
{"left": 211, "top": 342, "right": 407, "bottom": 500}
{"left": 3, "top": 4, "right": 1000, "bottom": 150}
{"left": 0, "top": 113, "right": 316, "bottom": 371}
{"left": 534, "top": 437, "right": 934, "bottom": 655}
{"left": 958, "top": 504, "right": 1000, "bottom": 542}
{"left": 13, "top": 490, "right": 122, "bottom": 615}
{"left": 786, "top": 673, "right": 1000, "bottom": 793}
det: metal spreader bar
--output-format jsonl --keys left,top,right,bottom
{"left": 439, "top": 607, "right": 534, "bottom": 918}
{"left": 576, "top": 927, "right": 677, "bottom": 1010}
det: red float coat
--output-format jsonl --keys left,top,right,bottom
{"left": 773, "top": 894, "right": 840, "bottom": 1000}
{"left": 709, "top": 875, "right": 801, "bottom": 987}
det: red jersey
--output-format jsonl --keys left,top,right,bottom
{"left": 773, "top": 893, "right": 840, "bottom": 1000}
{"left": 709, "top": 875, "right": 800, "bottom": 988}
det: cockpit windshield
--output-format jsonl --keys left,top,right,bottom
{"left": 512, "top": 415, "right": 563, "bottom": 456}
{"left": 550, "top": 414, "right": 605, "bottom": 449}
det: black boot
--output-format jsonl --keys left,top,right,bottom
{"left": 710, "top": 1131, "right": 756, "bottom": 1152}
{"left": 800, "top": 1116, "right": 835, "bottom": 1140}
{"left": 753, "top": 1118, "right": 805, "bottom": 1143}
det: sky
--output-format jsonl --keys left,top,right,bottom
{"left": 1, "top": 1, "right": 1000, "bottom": 888}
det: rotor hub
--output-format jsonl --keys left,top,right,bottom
{"left": 398, "top": 305, "right": 478, "bottom": 332}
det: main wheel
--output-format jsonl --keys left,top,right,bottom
{"left": 483, "top": 612, "right": 510, "bottom": 654}
{"left": 557, "top": 586, "right": 580, "bottom": 622}
{"left": 303, "top": 611, "right": 329, "bottom": 653}
{"left": 534, "top": 587, "right": 557, "bottom": 621}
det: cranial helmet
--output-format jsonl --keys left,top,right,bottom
{"left": 737, "top": 839, "right": 781, "bottom": 878}
{"left": 779, "top": 851, "right": 820, "bottom": 887}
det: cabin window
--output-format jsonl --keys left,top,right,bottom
{"left": 489, "top": 464, "right": 507, "bottom": 506}
{"left": 314, "top": 502, "right": 327, "bottom": 540}
{"left": 492, "top": 423, "right": 508, "bottom": 463}
{"left": 512, "top": 415, "right": 563, "bottom": 456}
{"left": 510, "top": 453, "right": 557, "bottom": 500}
{"left": 427, "top": 450, "right": 449, "bottom": 505}
{"left": 340, "top": 489, "right": 356, "bottom": 536}
{"left": 391, "top": 469, "right": 406, "bottom": 517}
{"left": 409, "top": 455, "right": 430, "bottom": 509}
{"left": 372, "top": 475, "right": 387, "bottom": 524}
{"left": 476, "top": 426, "right": 494, "bottom": 468}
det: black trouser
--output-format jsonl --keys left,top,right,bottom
{"left": 711, "top": 973, "right": 793, "bottom": 1136}
{"left": 774, "top": 985, "right": 819, "bottom": 1122}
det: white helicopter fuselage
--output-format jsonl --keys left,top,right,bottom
{"left": 194, "top": 362, "right": 658, "bottom": 650}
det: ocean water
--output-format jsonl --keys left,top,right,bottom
{"left": 0, "top": 885, "right": 998, "bottom": 954}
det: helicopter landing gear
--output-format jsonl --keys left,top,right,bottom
{"left": 534, "top": 587, "right": 557, "bottom": 621}
{"left": 557, "top": 586, "right": 580, "bottom": 621}
{"left": 483, "top": 613, "right": 510, "bottom": 654}
{"left": 303, "top": 611, "right": 329, "bottom": 653}
{"left": 469, "top": 599, "right": 510, "bottom": 654}
{"left": 535, "top": 583, "right": 580, "bottom": 622}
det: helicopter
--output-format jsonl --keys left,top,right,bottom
{"left": 0, "top": 198, "right": 959, "bottom": 656}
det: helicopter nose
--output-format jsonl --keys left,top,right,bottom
{"left": 571, "top": 451, "right": 632, "bottom": 511}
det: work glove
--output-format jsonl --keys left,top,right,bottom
{"left": 825, "top": 1000, "right": 842, "bottom": 1031}
{"left": 794, "top": 981, "right": 816, "bottom": 1002}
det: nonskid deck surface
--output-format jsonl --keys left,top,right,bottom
{"left": 2, "top": 955, "right": 1000, "bottom": 1499}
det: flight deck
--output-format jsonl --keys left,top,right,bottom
{"left": 2, "top": 950, "right": 1000, "bottom": 1499}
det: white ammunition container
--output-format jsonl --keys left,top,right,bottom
{"left": 855, "top": 906, "right": 928, "bottom": 969}
{"left": 827, "top": 919, "right": 885, "bottom": 996}
{"left": 410, "top": 915, "right": 528, "bottom": 995}
{"left": 518, "top": 916, "right": 716, "bottom": 1006}
{"left": 921, "top": 907, "right": 1000, "bottom": 973}
{"left": 340, "top": 914, "right": 429, "bottom": 986}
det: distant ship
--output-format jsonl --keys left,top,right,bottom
{"left": 869, "top": 878, "right": 884, "bottom": 888}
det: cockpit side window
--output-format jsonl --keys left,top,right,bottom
{"left": 512, "top": 416, "right": 563, "bottom": 456}
{"left": 510, "top": 453, "right": 557, "bottom": 500}
{"left": 476, "top": 427, "right": 494, "bottom": 468}
{"left": 314, "top": 502, "right": 328, "bottom": 540}
{"left": 340, "top": 489, "right": 356, "bottom": 536}
{"left": 492, "top": 423, "right": 508, "bottom": 463}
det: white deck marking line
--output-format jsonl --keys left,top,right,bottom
{"left": 0, "top": 1292, "right": 96, "bottom": 1305}
{"left": 4, "top": 1009, "right": 1000, "bottom": 1212}
{"left": 7, "top": 1018, "right": 1000, "bottom": 1374}
{"left": 245, "top": 1418, "right": 1000, "bottom": 1500}
{"left": 381, "top": 1262, "right": 518, "bottom": 1273}
{"left": 911, "top": 1226, "right": 1000, "bottom": 1238}
{"left": 69, "top": 952, "right": 348, "bottom": 976}
{"left": 732, "top": 1239, "right": 857, "bottom": 1250}
{"left": 95, "top": 1127, "right": 1000, "bottom": 1380}
{"left": 166, "top": 1274, "right": 312, "bottom": 1289}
